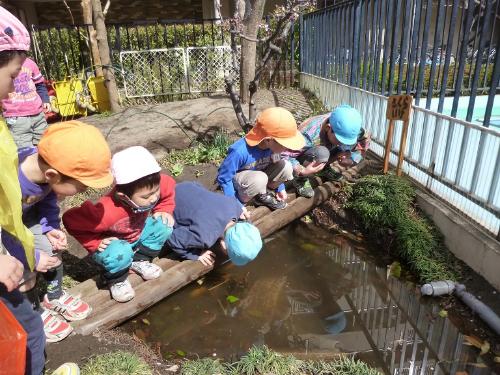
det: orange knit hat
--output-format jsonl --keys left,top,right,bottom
{"left": 38, "top": 121, "right": 113, "bottom": 188}
{"left": 245, "top": 107, "right": 305, "bottom": 150}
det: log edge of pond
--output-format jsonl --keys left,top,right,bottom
{"left": 71, "top": 161, "right": 367, "bottom": 335}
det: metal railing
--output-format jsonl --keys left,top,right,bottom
{"left": 301, "top": 73, "right": 500, "bottom": 237}
{"left": 300, "top": 0, "right": 500, "bottom": 127}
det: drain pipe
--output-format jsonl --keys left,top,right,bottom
{"left": 421, "top": 281, "right": 500, "bottom": 336}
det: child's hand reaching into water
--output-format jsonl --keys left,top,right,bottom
{"left": 198, "top": 250, "right": 215, "bottom": 266}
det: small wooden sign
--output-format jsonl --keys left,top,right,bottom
{"left": 386, "top": 95, "right": 413, "bottom": 121}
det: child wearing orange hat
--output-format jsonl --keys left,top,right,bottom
{"left": 2, "top": 120, "right": 113, "bottom": 343}
{"left": 217, "top": 107, "right": 305, "bottom": 210}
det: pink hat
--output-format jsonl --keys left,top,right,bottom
{"left": 0, "top": 7, "right": 30, "bottom": 52}
{"left": 112, "top": 146, "right": 161, "bottom": 185}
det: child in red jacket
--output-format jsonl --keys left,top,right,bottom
{"left": 63, "top": 146, "right": 175, "bottom": 302}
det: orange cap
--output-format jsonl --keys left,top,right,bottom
{"left": 245, "top": 107, "right": 305, "bottom": 150}
{"left": 38, "top": 121, "right": 113, "bottom": 188}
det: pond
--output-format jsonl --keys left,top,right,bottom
{"left": 122, "top": 222, "right": 495, "bottom": 374}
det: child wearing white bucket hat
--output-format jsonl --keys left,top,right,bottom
{"left": 63, "top": 146, "right": 176, "bottom": 303}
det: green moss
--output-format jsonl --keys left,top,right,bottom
{"left": 346, "top": 174, "right": 458, "bottom": 283}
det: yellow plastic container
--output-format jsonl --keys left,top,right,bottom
{"left": 53, "top": 77, "right": 87, "bottom": 117}
{"left": 87, "top": 76, "right": 111, "bottom": 112}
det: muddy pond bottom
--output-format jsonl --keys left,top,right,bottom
{"left": 122, "top": 223, "right": 494, "bottom": 374}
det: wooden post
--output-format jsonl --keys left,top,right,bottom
{"left": 91, "top": 0, "right": 120, "bottom": 112}
{"left": 81, "top": 0, "right": 103, "bottom": 77}
{"left": 383, "top": 119, "right": 395, "bottom": 174}
{"left": 384, "top": 95, "right": 413, "bottom": 175}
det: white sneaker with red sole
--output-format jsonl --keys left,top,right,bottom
{"left": 41, "top": 309, "right": 73, "bottom": 343}
{"left": 42, "top": 291, "right": 92, "bottom": 321}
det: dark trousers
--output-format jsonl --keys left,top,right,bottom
{"left": 0, "top": 287, "right": 45, "bottom": 375}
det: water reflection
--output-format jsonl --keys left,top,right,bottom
{"left": 123, "top": 223, "right": 493, "bottom": 374}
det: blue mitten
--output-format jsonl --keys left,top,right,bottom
{"left": 93, "top": 240, "right": 134, "bottom": 274}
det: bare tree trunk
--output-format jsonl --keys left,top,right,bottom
{"left": 81, "top": 0, "right": 103, "bottom": 76}
{"left": 91, "top": 0, "right": 120, "bottom": 112}
{"left": 239, "top": 0, "right": 266, "bottom": 103}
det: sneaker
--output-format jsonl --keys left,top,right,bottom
{"left": 51, "top": 362, "right": 80, "bottom": 375}
{"left": 130, "top": 261, "right": 162, "bottom": 280}
{"left": 292, "top": 178, "right": 314, "bottom": 198}
{"left": 110, "top": 279, "right": 135, "bottom": 303}
{"left": 318, "top": 166, "right": 344, "bottom": 182}
{"left": 254, "top": 192, "right": 287, "bottom": 210}
{"left": 42, "top": 291, "right": 92, "bottom": 321}
{"left": 41, "top": 309, "right": 73, "bottom": 343}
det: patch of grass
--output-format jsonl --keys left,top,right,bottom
{"left": 232, "top": 346, "right": 302, "bottom": 375}
{"left": 181, "top": 346, "right": 381, "bottom": 375}
{"left": 82, "top": 351, "right": 152, "bottom": 375}
{"left": 160, "top": 129, "right": 233, "bottom": 175}
{"left": 346, "top": 174, "right": 458, "bottom": 282}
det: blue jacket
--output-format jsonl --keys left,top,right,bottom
{"left": 166, "top": 182, "right": 242, "bottom": 260}
{"left": 216, "top": 137, "right": 285, "bottom": 201}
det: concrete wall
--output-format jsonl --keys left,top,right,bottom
{"left": 416, "top": 190, "right": 500, "bottom": 290}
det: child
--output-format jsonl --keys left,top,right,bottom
{"left": 63, "top": 146, "right": 176, "bottom": 303}
{"left": 3, "top": 120, "right": 113, "bottom": 343}
{"left": 286, "top": 105, "right": 370, "bottom": 198}
{"left": 166, "top": 181, "right": 262, "bottom": 266}
{"left": 2, "top": 56, "right": 51, "bottom": 148}
{"left": 0, "top": 7, "right": 49, "bottom": 373}
{"left": 217, "top": 107, "right": 305, "bottom": 210}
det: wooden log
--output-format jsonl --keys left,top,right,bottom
{"left": 75, "top": 260, "right": 211, "bottom": 335}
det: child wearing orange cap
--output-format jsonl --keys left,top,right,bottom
{"left": 2, "top": 120, "right": 113, "bottom": 343}
{"left": 63, "top": 146, "right": 175, "bottom": 303}
{"left": 217, "top": 107, "right": 305, "bottom": 210}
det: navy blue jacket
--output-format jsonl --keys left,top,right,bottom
{"left": 166, "top": 182, "right": 242, "bottom": 260}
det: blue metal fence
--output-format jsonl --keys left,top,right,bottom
{"left": 300, "top": 0, "right": 500, "bottom": 128}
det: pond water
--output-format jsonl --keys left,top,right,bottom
{"left": 123, "top": 223, "right": 496, "bottom": 374}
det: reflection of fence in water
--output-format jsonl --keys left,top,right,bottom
{"left": 327, "top": 242, "right": 484, "bottom": 375}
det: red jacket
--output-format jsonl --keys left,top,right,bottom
{"left": 63, "top": 174, "right": 175, "bottom": 253}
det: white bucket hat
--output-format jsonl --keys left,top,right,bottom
{"left": 112, "top": 146, "right": 161, "bottom": 185}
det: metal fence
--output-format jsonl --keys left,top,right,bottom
{"left": 328, "top": 240, "right": 487, "bottom": 374}
{"left": 301, "top": 73, "right": 500, "bottom": 237}
{"left": 119, "top": 46, "right": 240, "bottom": 97}
{"left": 300, "top": 0, "right": 500, "bottom": 127}
{"left": 30, "top": 17, "right": 297, "bottom": 96}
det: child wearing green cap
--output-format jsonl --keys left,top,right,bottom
{"left": 166, "top": 182, "right": 262, "bottom": 267}
{"left": 284, "top": 105, "right": 370, "bottom": 198}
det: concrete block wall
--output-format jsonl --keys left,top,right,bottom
{"left": 416, "top": 190, "right": 500, "bottom": 290}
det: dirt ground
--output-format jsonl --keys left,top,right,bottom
{"left": 81, "top": 88, "right": 315, "bottom": 157}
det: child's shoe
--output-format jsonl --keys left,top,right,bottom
{"left": 292, "top": 177, "right": 314, "bottom": 198}
{"left": 110, "top": 279, "right": 135, "bottom": 302}
{"left": 50, "top": 362, "right": 80, "bottom": 375}
{"left": 254, "top": 192, "right": 287, "bottom": 210}
{"left": 42, "top": 291, "right": 92, "bottom": 321}
{"left": 41, "top": 309, "right": 73, "bottom": 343}
{"left": 131, "top": 261, "right": 162, "bottom": 280}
